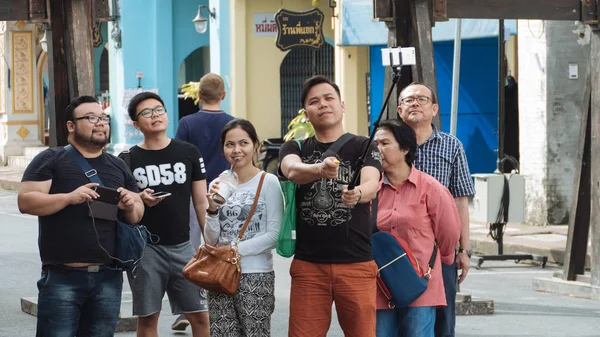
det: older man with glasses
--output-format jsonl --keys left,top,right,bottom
{"left": 397, "top": 83, "right": 475, "bottom": 337}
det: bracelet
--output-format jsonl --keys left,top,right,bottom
{"left": 357, "top": 188, "right": 362, "bottom": 202}
{"left": 207, "top": 208, "right": 218, "bottom": 216}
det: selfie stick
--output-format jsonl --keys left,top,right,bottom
{"left": 348, "top": 47, "right": 416, "bottom": 190}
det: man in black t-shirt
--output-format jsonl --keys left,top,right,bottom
{"left": 279, "top": 75, "right": 382, "bottom": 337}
{"left": 121, "top": 92, "right": 209, "bottom": 337}
{"left": 18, "top": 95, "right": 144, "bottom": 336}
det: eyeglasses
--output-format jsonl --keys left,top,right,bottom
{"left": 400, "top": 96, "right": 432, "bottom": 105}
{"left": 136, "top": 107, "right": 167, "bottom": 119}
{"left": 74, "top": 115, "right": 111, "bottom": 124}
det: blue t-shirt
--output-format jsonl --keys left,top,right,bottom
{"left": 175, "top": 109, "right": 235, "bottom": 183}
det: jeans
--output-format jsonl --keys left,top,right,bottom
{"left": 376, "top": 306, "right": 436, "bottom": 337}
{"left": 434, "top": 262, "right": 457, "bottom": 337}
{"left": 36, "top": 265, "right": 123, "bottom": 337}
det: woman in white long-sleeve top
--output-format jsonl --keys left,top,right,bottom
{"left": 204, "top": 118, "right": 284, "bottom": 337}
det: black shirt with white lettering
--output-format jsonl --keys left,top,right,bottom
{"left": 279, "top": 134, "right": 382, "bottom": 264}
{"left": 120, "top": 139, "right": 206, "bottom": 245}
{"left": 21, "top": 147, "right": 139, "bottom": 266}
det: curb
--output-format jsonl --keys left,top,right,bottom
{"left": 469, "top": 236, "right": 586, "bottom": 267}
{"left": 0, "top": 179, "right": 20, "bottom": 191}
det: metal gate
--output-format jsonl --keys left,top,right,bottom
{"left": 279, "top": 43, "right": 334, "bottom": 136}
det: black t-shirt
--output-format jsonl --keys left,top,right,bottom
{"left": 21, "top": 147, "right": 139, "bottom": 266}
{"left": 120, "top": 139, "right": 206, "bottom": 245}
{"left": 279, "top": 134, "right": 382, "bottom": 264}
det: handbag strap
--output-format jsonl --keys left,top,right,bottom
{"left": 65, "top": 145, "right": 104, "bottom": 186}
{"left": 319, "top": 132, "right": 353, "bottom": 161}
{"left": 235, "top": 171, "right": 267, "bottom": 242}
{"left": 370, "top": 191, "right": 438, "bottom": 271}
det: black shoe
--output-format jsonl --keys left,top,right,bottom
{"left": 171, "top": 314, "right": 190, "bottom": 331}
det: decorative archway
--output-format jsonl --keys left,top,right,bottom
{"left": 177, "top": 46, "right": 210, "bottom": 119}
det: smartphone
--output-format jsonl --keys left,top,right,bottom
{"left": 150, "top": 191, "right": 172, "bottom": 199}
{"left": 89, "top": 186, "right": 120, "bottom": 221}
{"left": 94, "top": 186, "right": 120, "bottom": 205}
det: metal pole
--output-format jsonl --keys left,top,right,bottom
{"left": 497, "top": 19, "right": 506, "bottom": 171}
{"left": 450, "top": 19, "right": 462, "bottom": 136}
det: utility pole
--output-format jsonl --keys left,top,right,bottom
{"left": 47, "top": 0, "right": 95, "bottom": 146}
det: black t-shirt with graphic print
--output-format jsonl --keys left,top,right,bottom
{"left": 21, "top": 147, "right": 140, "bottom": 266}
{"left": 119, "top": 139, "right": 206, "bottom": 245}
{"left": 279, "top": 134, "right": 382, "bottom": 264}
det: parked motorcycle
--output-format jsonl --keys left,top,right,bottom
{"left": 258, "top": 138, "right": 284, "bottom": 174}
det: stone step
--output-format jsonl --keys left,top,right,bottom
{"left": 533, "top": 276, "right": 600, "bottom": 300}
{"left": 20, "top": 292, "right": 169, "bottom": 332}
{"left": 24, "top": 146, "right": 48, "bottom": 158}
{"left": 576, "top": 274, "right": 591, "bottom": 283}
{"left": 456, "top": 293, "right": 472, "bottom": 303}
{"left": 7, "top": 156, "right": 32, "bottom": 168}
{"left": 456, "top": 298, "right": 495, "bottom": 315}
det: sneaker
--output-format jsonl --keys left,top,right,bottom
{"left": 171, "top": 314, "right": 190, "bottom": 331}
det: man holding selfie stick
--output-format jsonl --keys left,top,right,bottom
{"left": 120, "top": 92, "right": 210, "bottom": 337}
{"left": 18, "top": 95, "right": 144, "bottom": 336}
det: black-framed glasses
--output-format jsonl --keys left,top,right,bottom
{"left": 74, "top": 115, "right": 111, "bottom": 124}
{"left": 400, "top": 96, "right": 432, "bottom": 105}
{"left": 136, "top": 107, "right": 167, "bottom": 119}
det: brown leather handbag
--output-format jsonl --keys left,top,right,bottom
{"left": 182, "top": 172, "right": 266, "bottom": 295}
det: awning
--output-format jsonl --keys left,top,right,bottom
{"left": 340, "top": 0, "right": 517, "bottom": 46}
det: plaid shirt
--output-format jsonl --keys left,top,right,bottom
{"left": 414, "top": 124, "right": 475, "bottom": 198}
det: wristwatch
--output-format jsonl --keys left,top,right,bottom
{"left": 458, "top": 248, "right": 473, "bottom": 258}
{"left": 207, "top": 208, "right": 219, "bottom": 216}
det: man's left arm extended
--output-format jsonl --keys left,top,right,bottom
{"left": 341, "top": 166, "right": 380, "bottom": 206}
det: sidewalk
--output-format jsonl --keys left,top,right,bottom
{"left": 0, "top": 165, "right": 576, "bottom": 266}
{"left": 469, "top": 220, "right": 576, "bottom": 266}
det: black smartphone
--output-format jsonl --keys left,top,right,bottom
{"left": 89, "top": 186, "right": 120, "bottom": 221}
{"left": 150, "top": 191, "right": 172, "bottom": 199}
{"left": 94, "top": 186, "right": 120, "bottom": 205}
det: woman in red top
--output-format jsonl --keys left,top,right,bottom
{"left": 373, "top": 120, "right": 461, "bottom": 337}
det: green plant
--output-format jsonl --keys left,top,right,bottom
{"left": 284, "top": 108, "right": 315, "bottom": 141}
{"left": 180, "top": 81, "right": 200, "bottom": 105}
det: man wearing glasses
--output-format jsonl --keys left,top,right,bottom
{"left": 119, "top": 92, "right": 210, "bottom": 336}
{"left": 18, "top": 95, "right": 144, "bottom": 336}
{"left": 397, "top": 83, "right": 475, "bottom": 337}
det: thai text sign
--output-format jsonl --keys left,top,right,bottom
{"left": 254, "top": 13, "right": 277, "bottom": 36}
{"left": 275, "top": 8, "right": 324, "bottom": 51}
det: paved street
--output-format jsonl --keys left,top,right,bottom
{"left": 1, "top": 190, "right": 599, "bottom": 337}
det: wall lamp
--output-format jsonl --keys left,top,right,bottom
{"left": 193, "top": 5, "right": 216, "bottom": 34}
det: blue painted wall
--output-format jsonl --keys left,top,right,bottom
{"left": 119, "top": 0, "right": 210, "bottom": 141}
{"left": 93, "top": 22, "right": 108, "bottom": 93}
{"left": 173, "top": 0, "right": 210, "bottom": 114}
{"left": 369, "top": 37, "right": 499, "bottom": 175}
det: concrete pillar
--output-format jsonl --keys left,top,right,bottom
{"left": 229, "top": 0, "right": 247, "bottom": 119}
{"left": 589, "top": 29, "right": 600, "bottom": 288}
{"left": 518, "top": 20, "right": 590, "bottom": 226}
{"left": 337, "top": 46, "right": 370, "bottom": 136}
